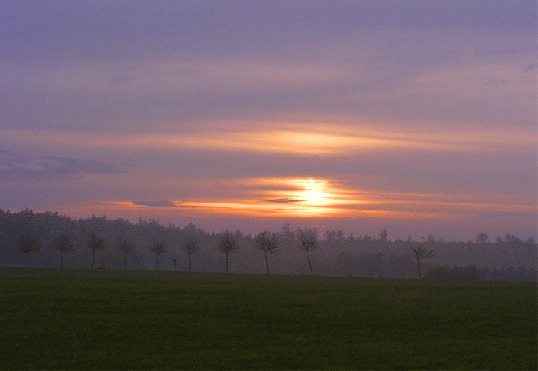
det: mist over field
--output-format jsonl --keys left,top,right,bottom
{"left": 2, "top": 209, "right": 536, "bottom": 282}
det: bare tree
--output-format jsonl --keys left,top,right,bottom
{"left": 20, "top": 235, "right": 41, "bottom": 254}
{"left": 216, "top": 230, "right": 239, "bottom": 273}
{"left": 19, "top": 235, "right": 41, "bottom": 267}
{"left": 149, "top": 240, "right": 166, "bottom": 270}
{"left": 54, "top": 234, "right": 76, "bottom": 268}
{"left": 119, "top": 239, "right": 135, "bottom": 270}
{"left": 297, "top": 227, "right": 319, "bottom": 276}
{"left": 183, "top": 235, "right": 199, "bottom": 273}
{"left": 88, "top": 233, "right": 107, "bottom": 269}
{"left": 254, "top": 230, "right": 279, "bottom": 274}
{"left": 411, "top": 243, "right": 433, "bottom": 279}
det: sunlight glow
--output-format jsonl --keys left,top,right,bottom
{"left": 250, "top": 177, "right": 364, "bottom": 216}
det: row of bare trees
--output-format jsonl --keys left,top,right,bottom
{"left": 18, "top": 226, "right": 436, "bottom": 278}
{"left": 145, "top": 230, "right": 241, "bottom": 272}
{"left": 20, "top": 233, "right": 107, "bottom": 269}
{"left": 17, "top": 228, "right": 322, "bottom": 274}
{"left": 129, "top": 228, "right": 317, "bottom": 274}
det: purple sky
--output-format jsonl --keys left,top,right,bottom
{"left": 1, "top": 0, "right": 536, "bottom": 241}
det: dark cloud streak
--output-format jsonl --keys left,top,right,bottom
{"left": 0, "top": 151, "right": 127, "bottom": 182}
{"left": 132, "top": 201, "right": 178, "bottom": 208}
{"left": 265, "top": 198, "right": 303, "bottom": 204}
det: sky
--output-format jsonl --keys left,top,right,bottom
{"left": 1, "top": 0, "right": 536, "bottom": 241}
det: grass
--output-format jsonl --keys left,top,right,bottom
{"left": 0, "top": 267, "right": 536, "bottom": 370}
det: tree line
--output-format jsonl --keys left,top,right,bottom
{"left": 1, "top": 208, "right": 536, "bottom": 281}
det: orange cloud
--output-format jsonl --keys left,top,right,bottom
{"left": 66, "top": 176, "right": 537, "bottom": 222}
{"left": 3, "top": 124, "right": 535, "bottom": 156}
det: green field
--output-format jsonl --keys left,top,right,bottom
{"left": 0, "top": 267, "right": 536, "bottom": 370}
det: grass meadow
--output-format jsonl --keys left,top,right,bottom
{"left": 0, "top": 267, "right": 536, "bottom": 370}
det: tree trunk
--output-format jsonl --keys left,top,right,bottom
{"left": 155, "top": 253, "right": 158, "bottom": 271}
{"left": 124, "top": 253, "right": 127, "bottom": 270}
{"left": 92, "top": 249, "right": 95, "bottom": 269}
{"left": 60, "top": 250, "right": 64, "bottom": 269}
{"left": 264, "top": 250, "right": 269, "bottom": 275}
{"left": 189, "top": 252, "right": 192, "bottom": 272}
{"left": 225, "top": 251, "right": 229, "bottom": 273}
{"left": 307, "top": 250, "right": 313, "bottom": 276}
{"left": 417, "top": 257, "right": 421, "bottom": 279}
